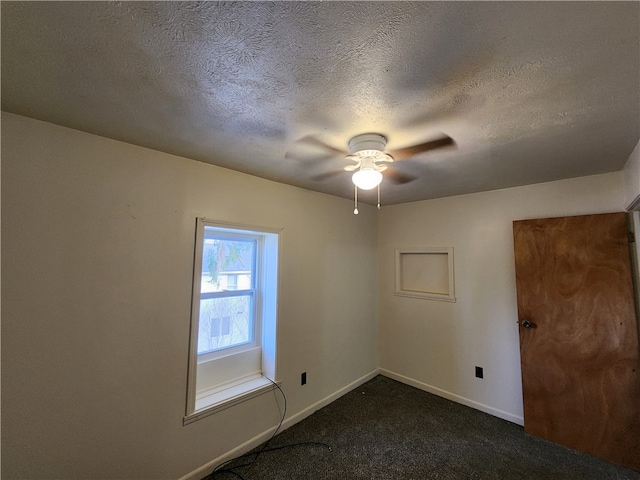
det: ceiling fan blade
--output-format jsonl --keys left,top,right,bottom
{"left": 388, "top": 135, "right": 455, "bottom": 161}
{"left": 384, "top": 168, "right": 418, "bottom": 185}
{"left": 311, "top": 170, "right": 344, "bottom": 182}
{"left": 285, "top": 150, "right": 336, "bottom": 164}
{"left": 298, "top": 135, "right": 348, "bottom": 157}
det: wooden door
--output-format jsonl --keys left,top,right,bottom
{"left": 513, "top": 212, "right": 640, "bottom": 471}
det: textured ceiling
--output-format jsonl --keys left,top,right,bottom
{"left": 2, "top": 1, "right": 639, "bottom": 205}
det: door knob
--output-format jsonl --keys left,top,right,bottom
{"left": 521, "top": 320, "right": 533, "bottom": 328}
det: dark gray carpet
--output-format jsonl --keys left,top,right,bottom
{"left": 205, "top": 375, "right": 640, "bottom": 479}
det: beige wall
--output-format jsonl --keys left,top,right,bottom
{"left": 1, "top": 113, "right": 379, "bottom": 479}
{"left": 378, "top": 172, "right": 626, "bottom": 424}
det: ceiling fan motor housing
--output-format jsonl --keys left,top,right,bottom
{"left": 348, "top": 133, "right": 387, "bottom": 155}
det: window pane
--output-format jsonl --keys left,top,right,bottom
{"left": 201, "top": 236, "right": 254, "bottom": 293}
{"left": 197, "top": 295, "right": 252, "bottom": 355}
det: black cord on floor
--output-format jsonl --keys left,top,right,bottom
{"left": 203, "top": 377, "right": 332, "bottom": 480}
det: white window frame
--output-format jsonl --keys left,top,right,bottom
{"left": 196, "top": 230, "right": 258, "bottom": 360}
{"left": 184, "top": 219, "right": 280, "bottom": 424}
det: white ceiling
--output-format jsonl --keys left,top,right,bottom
{"left": 2, "top": 1, "right": 639, "bottom": 205}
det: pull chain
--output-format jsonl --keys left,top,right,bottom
{"left": 353, "top": 185, "right": 359, "bottom": 215}
{"left": 377, "top": 184, "right": 381, "bottom": 210}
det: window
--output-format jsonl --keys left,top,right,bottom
{"left": 198, "top": 235, "right": 256, "bottom": 355}
{"left": 185, "top": 219, "right": 280, "bottom": 424}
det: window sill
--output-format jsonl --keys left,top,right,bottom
{"left": 183, "top": 375, "right": 280, "bottom": 425}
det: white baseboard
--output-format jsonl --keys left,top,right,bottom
{"left": 178, "top": 426, "right": 276, "bottom": 480}
{"left": 179, "top": 368, "right": 380, "bottom": 480}
{"left": 380, "top": 368, "right": 524, "bottom": 426}
{"left": 280, "top": 368, "right": 380, "bottom": 430}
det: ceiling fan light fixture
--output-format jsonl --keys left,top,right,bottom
{"left": 291, "top": 131, "right": 454, "bottom": 214}
{"left": 352, "top": 168, "right": 383, "bottom": 190}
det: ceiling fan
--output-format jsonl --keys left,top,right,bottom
{"left": 289, "top": 132, "right": 455, "bottom": 213}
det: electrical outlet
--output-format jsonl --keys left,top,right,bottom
{"left": 475, "top": 366, "right": 483, "bottom": 379}
{"left": 301, "top": 372, "right": 307, "bottom": 385}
